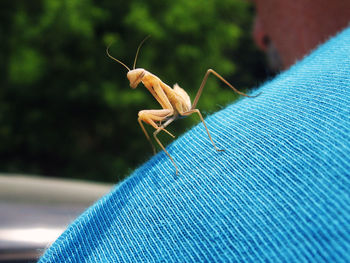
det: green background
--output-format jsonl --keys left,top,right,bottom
{"left": 0, "top": 0, "right": 270, "bottom": 182}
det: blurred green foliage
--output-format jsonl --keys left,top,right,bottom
{"left": 0, "top": 0, "right": 268, "bottom": 182}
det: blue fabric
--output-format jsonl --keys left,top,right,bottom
{"left": 40, "top": 27, "right": 350, "bottom": 262}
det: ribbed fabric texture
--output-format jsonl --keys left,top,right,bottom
{"left": 40, "top": 27, "right": 350, "bottom": 262}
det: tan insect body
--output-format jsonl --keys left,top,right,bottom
{"left": 107, "top": 37, "right": 258, "bottom": 175}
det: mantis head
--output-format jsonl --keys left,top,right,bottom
{"left": 106, "top": 35, "right": 150, "bottom": 89}
{"left": 127, "top": 68, "right": 145, "bottom": 89}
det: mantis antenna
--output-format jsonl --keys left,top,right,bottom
{"left": 106, "top": 44, "right": 131, "bottom": 71}
{"left": 133, "top": 35, "right": 151, "bottom": 69}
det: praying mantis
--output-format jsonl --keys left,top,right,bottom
{"left": 107, "top": 37, "right": 258, "bottom": 175}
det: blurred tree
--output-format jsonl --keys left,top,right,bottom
{"left": 0, "top": 0, "right": 268, "bottom": 182}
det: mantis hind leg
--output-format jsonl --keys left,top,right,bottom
{"left": 181, "top": 109, "right": 224, "bottom": 152}
{"left": 191, "top": 69, "right": 260, "bottom": 110}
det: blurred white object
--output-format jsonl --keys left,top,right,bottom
{"left": 0, "top": 174, "right": 113, "bottom": 262}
